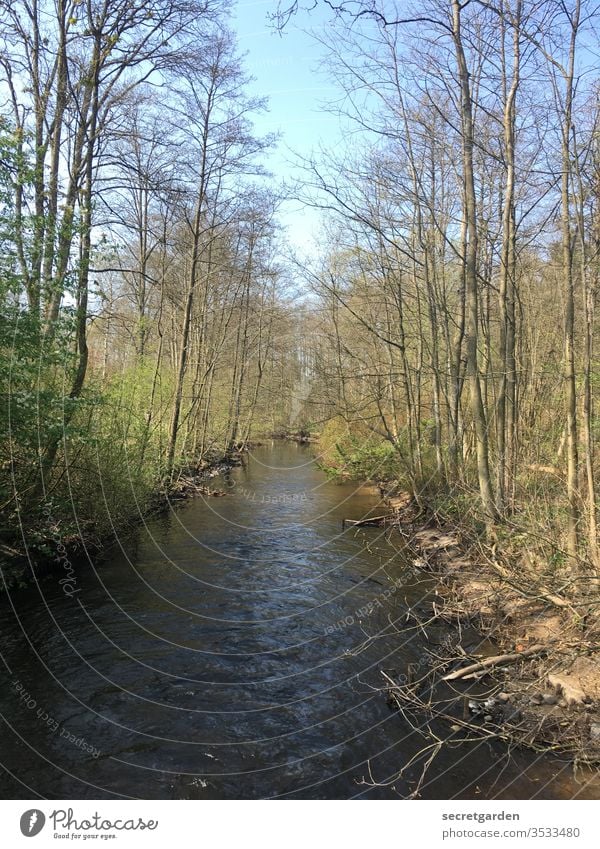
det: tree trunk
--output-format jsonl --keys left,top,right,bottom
{"left": 452, "top": 0, "right": 498, "bottom": 521}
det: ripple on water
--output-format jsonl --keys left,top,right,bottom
{"left": 0, "top": 444, "right": 596, "bottom": 799}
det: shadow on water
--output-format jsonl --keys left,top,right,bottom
{"left": 0, "top": 443, "right": 598, "bottom": 799}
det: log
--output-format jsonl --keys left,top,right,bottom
{"left": 441, "top": 644, "right": 547, "bottom": 682}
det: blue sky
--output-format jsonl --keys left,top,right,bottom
{"left": 231, "top": 1, "right": 341, "bottom": 255}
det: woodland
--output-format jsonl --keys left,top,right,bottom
{"left": 1, "top": 0, "right": 600, "bottom": 615}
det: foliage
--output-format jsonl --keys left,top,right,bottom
{"left": 317, "top": 416, "right": 399, "bottom": 480}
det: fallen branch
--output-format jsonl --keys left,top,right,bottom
{"left": 442, "top": 644, "right": 547, "bottom": 682}
{"left": 343, "top": 514, "right": 397, "bottom": 527}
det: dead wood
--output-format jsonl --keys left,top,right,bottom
{"left": 343, "top": 513, "right": 397, "bottom": 527}
{"left": 442, "top": 644, "right": 548, "bottom": 681}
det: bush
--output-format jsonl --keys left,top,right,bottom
{"left": 317, "top": 416, "right": 401, "bottom": 480}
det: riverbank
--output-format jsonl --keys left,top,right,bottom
{"left": 373, "top": 483, "right": 600, "bottom": 768}
{"left": 0, "top": 449, "right": 244, "bottom": 592}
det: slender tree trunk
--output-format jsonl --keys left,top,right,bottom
{"left": 166, "top": 108, "right": 211, "bottom": 477}
{"left": 558, "top": 3, "right": 581, "bottom": 562}
{"left": 452, "top": 0, "right": 497, "bottom": 521}
{"left": 496, "top": 0, "right": 521, "bottom": 514}
{"left": 573, "top": 114, "right": 599, "bottom": 569}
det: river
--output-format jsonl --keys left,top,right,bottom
{"left": 0, "top": 443, "right": 596, "bottom": 799}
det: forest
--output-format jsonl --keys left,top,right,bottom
{"left": 0, "top": 0, "right": 306, "bottom": 570}
{"left": 4, "top": 0, "right": 598, "bottom": 584}
{"left": 1, "top": 0, "right": 600, "bottom": 785}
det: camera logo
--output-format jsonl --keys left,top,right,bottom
{"left": 20, "top": 810, "right": 46, "bottom": 837}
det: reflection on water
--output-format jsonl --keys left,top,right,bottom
{"left": 0, "top": 443, "right": 597, "bottom": 799}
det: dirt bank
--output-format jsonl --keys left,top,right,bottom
{"left": 370, "top": 483, "right": 600, "bottom": 767}
{"left": 0, "top": 450, "right": 244, "bottom": 592}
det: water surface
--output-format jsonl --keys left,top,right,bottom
{"left": 0, "top": 443, "right": 596, "bottom": 799}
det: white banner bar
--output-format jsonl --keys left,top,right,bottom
{"left": 0, "top": 800, "right": 598, "bottom": 849}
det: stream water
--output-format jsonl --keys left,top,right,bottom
{"left": 0, "top": 443, "right": 597, "bottom": 799}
